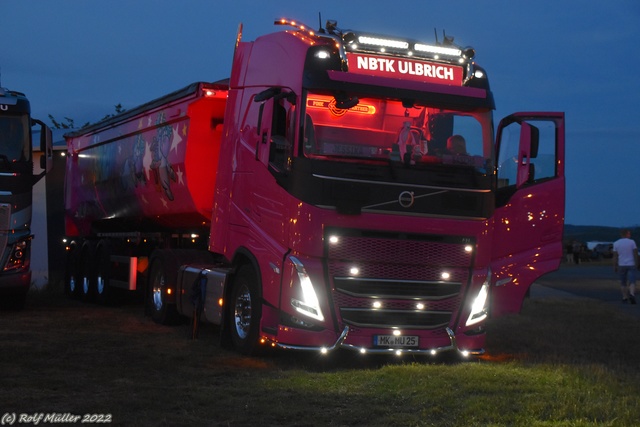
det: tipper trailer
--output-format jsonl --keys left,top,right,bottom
{"left": 64, "top": 18, "right": 565, "bottom": 356}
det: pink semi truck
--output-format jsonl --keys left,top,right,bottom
{"left": 63, "top": 19, "right": 565, "bottom": 356}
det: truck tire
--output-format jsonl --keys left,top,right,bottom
{"left": 148, "top": 251, "right": 180, "bottom": 325}
{"left": 94, "top": 240, "right": 114, "bottom": 305}
{"left": 64, "top": 243, "right": 81, "bottom": 299}
{"left": 79, "top": 242, "right": 96, "bottom": 302}
{"left": 229, "top": 264, "right": 262, "bottom": 355}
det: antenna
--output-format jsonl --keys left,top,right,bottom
{"left": 318, "top": 12, "right": 323, "bottom": 32}
{"left": 434, "top": 28, "right": 438, "bottom": 45}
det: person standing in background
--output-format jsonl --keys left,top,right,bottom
{"left": 613, "top": 229, "right": 638, "bottom": 304}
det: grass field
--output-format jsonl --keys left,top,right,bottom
{"left": 1, "top": 271, "right": 639, "bottom": 426}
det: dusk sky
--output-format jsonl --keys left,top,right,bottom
{"left": 3, "top": 0, "right": 639, "bottom": 227}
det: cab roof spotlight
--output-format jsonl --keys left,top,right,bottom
{"left": 315, "top": 49, "right": 331, "bottom": 59}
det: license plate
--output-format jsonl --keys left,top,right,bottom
{"left": 373, "top": 335, "right": 419, "bottom": 348}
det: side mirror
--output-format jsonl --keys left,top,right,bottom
{"left": 32, "top": 119, "right": 53, "bottom": 179}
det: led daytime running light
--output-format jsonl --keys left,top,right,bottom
{"left": 467, "top": 281, "right": 489, "bottom": 326}
{"left": 289, "top": 257, "right": 324, "bottom": 322}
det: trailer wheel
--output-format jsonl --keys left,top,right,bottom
{"left": 64, "top": 243, "right": 81, "bottom": 298}
{"left": 148, "top": 252, "right": 180, "bottom": 325}
{"left": 94, "top": 240, "right": 114, "bottom": 305}
{"left": 79, "top": 242, "right": 96, "bottom": 302}
{"left": 229, "top": 264, "right": 262, "bottom": 355}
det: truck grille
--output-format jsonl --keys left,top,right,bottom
{"left": 326, "top": 229, "right": 473, "bottom": 330}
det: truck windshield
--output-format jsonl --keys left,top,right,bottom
{"left": 0, "top": 115, "right": 30, "bottom": 162}
{"left": 302, "top": 92, "right": 493, "bottom": 174}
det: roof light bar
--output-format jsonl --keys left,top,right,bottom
{"left": 414, "top": 43, "right": 462, "bottom": 57}
{"left": 358, "top": 36, "right": 409, "bottom": 50}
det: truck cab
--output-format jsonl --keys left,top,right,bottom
{"left": 0, "top": 87, "right": 52, "bottom": 308}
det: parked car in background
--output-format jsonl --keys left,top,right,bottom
{"left": 591, "top": 243, "right": 614, "bottom": 259}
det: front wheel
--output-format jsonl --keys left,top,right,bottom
{"left": 229, "top": 264, "right": 262, "bottom": 355}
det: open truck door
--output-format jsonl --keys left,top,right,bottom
{"left": 491, "top": 112, "right": 565, "bottom": 317}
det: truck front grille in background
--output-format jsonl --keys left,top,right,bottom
{"left": 326, "top": 229, "right": 473, "bottom": 331}
{"left": 0, "top": 204, "right": 11, "bottom": 253}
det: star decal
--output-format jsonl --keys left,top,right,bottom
{"left": 143, "top": 140, "right": 153, "bottom": 182}
{"left": 171, "top": 124, "right": 183, "bottom": 154}
{"left": 176, "top": 166, "right": 184, "bottom": 185}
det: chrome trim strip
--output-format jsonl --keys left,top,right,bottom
{"left": 312, "top": 173, "right": 491, "bottom": 193}
{"left": 275, "top": 326, "right": 350, "bottom": 351}
{"left": 275, "top": 325, "right": 484, "bottom": 356}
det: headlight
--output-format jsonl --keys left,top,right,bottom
{"left": 466, "top": 271, "right": 490, "bottom": 326}
{"left": 3, "top": 239, "right": 30, "bottom": 272}
{"left": 289, "top": 256, "right": 325, "bottom": 322}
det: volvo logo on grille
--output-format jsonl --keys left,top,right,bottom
{"left": 398, "top": 191, "right": 415, "bottom": 208}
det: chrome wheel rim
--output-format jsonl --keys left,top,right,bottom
{"left": 82, "top": 276, "right": 90, "bottom": 294}
{"left": 97, "top": 275, "right": 105, "bottom": 295}
{"left": 152, "top": 275, "right": 164, "bottom": 311}
{"left": 233, "top": 285, "right": 252, "bottom": 339}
